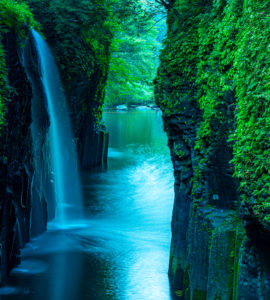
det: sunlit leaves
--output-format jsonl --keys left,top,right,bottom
{"left": 105, "top": 1, "right": 163, "bottom": 106}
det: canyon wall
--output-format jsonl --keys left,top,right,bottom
{"left": 0, "top": 0, "right": 111, "bottom": 281}
{"left": 155, "top": 0, "right": 270, "bottom": 299}
{"left": 0, "top": 29, "right": 49, "bottom": 282}
{"left": 28, "top": 0, "right": 111, "bottom": 169}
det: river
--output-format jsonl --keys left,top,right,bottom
{"left": 4, "top": 110, "right": 174, "bottom": 300}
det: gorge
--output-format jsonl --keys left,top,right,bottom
{"left": 154, "top": 0, "right": 270, "bottom": 298}
{"left": 1, "top": 0, "right": 270, "bottom": 299}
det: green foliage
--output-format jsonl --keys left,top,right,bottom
{"left": 28, "top": 0, "right": 111, "bottom": 85}
{"left": 155, "top": 0, "right": 270, "bottom": 222}
{"left": 192, "top": 0, "right": 242, "bottom": 198}
{"left": 27, "top": 0, "right": 114, "bottom": 125}
{"left": 0, "top": 0, "right": 39, "bottom": 33}
{"left": 154, "top": 0, "right": 202, "bottom": 115}
{"left": 231, "top": 0, "right": 270, "bottom": 222}
{"left": 195, "top": 0, "right": 241, "bottom": 148}
{"left": 0, "top": 0, "right": 39, "bottom": 133}
{"left": 105, "top": 2, "right": 165, "bottom": 107}
{"left": 0, "top": 39, "right": 8, "bottom": 130}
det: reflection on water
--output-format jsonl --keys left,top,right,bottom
{"left": 5, "top": 110, "right": 174, "bottom": 300}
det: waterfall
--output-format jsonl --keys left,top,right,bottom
{"left": 32, "top": 30, "right": 83, "bottom": 223}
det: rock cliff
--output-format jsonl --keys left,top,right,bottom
{"left": 155, "top": 0, "right": 270, "bottom": 298}
{"left": 0, "top": 0, "right": 111, "bottom": 281}
{"left": 28, "top": 0, "right": 111, "bottom": 169}
{"left": 0, "top": 29, "right": 49, "bottom": 282}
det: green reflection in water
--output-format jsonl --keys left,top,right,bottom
{"left": 103, "top": 110, "right": 167, "bottom": 151}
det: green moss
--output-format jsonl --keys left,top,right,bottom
{"left": 206, "top": 213, "right": 244, "bottom": 299}
{"left": 232, "top": 227, "right": 243, "bottom": 300}
{"left": 174, "top": 146, "right": 186, "bottom": 159}
{"left": 0, "top": 0, "right": 39, "bottom": 133}
{"left": 0, "top": 39, "right": 8, "bottom": 131}
{"left": 28, "top": 0, "right": 113, "bottom": 127}
{"left": 0, "top": 0, "right": 39, "bottom": 33}
{"left": 183, "top": 270, "right": 191, "bottom": 299}
{"left": 170, "top": 254, "right": 179, "bottom": 278}
{"left": 193, "top": 289, "right": 207, "bottom": 300}
{"left": 154, "top": 0, "right": 200, "bottom": 116}
{"left": 231, "top": 0, "right": 270, "bottom": 222}
{"left": 155, "top": 0, "right": 270, "bottom": 222}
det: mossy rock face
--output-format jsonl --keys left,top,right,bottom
{"left": 175, "top": 290, "right": 183, "bottom": 297}
{"left": 155, "top": 0, "right": 269, "bottom": 224}
{"left": 231, "top": 0, "right": 270, "bottom": 229}
{"left": 156, "top": 0, "right": 270, "bottom": 297}
{"left": 27, "top": 0, "right": 113, "bottom": 169}
{"left": 0, "top": 0, "right": 40, "bottom": 133}
{"left": 207, "top": 214, "right": 244, "bottom": 300}
{"left": 0, "top": 28, "right": 49, "bottom": 281}
{"left": 192, "top": 289, "right": 206, "bottom": 300}
{"left": 28, "top": 0, "right": 112, "bottom": 128}
{"left": 0, "top": 40, "right": 8, "bottom": 131}
{"left": 0, "top": 0, "right": 112, "bottom": 281}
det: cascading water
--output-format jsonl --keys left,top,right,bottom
{"left": 32, "top": 30, "right": 82, "bottom": 223}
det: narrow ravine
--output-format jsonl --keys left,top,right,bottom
{"left": 4, "top": 109, "right": 174, "bottom": 300}
{"left": 1, "top": 1, "right": 270, "bottom": 298}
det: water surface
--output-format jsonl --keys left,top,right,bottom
{"left": 5, "top": 110, "right": 174, "bottom": 300}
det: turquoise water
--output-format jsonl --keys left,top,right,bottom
{"left": 5, "top": 110, "right": 174, "bottom": 300}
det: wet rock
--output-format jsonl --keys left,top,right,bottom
{"left": 155, "top": 2, "right": 270, "bottom": 298}
{"left": 0, "top": 31, "right": 49, "bottom": 282}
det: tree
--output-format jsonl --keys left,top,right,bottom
{"left": 104, "top": 0, "right": 166, "bottom": 107}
